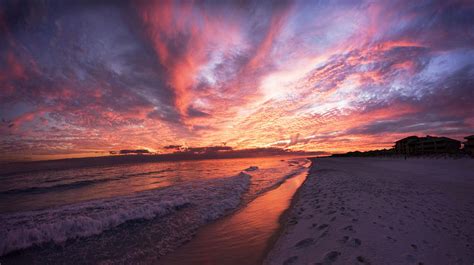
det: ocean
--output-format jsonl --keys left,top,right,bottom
{"left": 0, "top": 156, "right": 309, "bottom": 263}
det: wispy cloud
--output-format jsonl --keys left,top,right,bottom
{"left": 1, "top": 0, "right": 473, "bottom": 159}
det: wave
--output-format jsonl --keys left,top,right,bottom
{"left": 0, "top": 172, "right": 250, "bottom": 257}
{"left": 244, "top": 166, "right": 259, "bottom": 172}
{"left": 124, "top": 168, "right": 174, "bottom": 177}
{"left": 1, "top": 169, "right": 175, "bottom": 196}
{"left": 256, "top": 166, "right": 308, "bottom": 195}
{"left": 0, "top": 178, "right": 117, "bottom": 196}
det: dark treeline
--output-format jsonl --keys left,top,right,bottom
{"left": 331, "top": 149, "right": 394, "bottom": 157}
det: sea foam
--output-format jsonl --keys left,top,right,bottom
{"left": 0, "top": 172, "right": 250, "bottom": 256}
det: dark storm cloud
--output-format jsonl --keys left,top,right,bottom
{"left": 0, "top": 0, "right": 181, "bottom": 127}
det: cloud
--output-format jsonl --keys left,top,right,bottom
{"left": 0, "top": 0, "right": 473, "bottom": 159}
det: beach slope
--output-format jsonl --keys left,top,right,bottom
{"left": 265, "top": 157, "right": 474, "bottom": 265}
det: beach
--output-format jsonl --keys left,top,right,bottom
{"left": 265, "top": 157, "right": 474, "bottom": 265}
{"left": 2, "top": 156, "right": 474, "bottom": 264}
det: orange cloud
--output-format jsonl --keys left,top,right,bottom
{"left": 1, "top": 0, "right": 473, "bottom": 160}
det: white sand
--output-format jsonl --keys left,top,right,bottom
{"left": 265, "top": 157, "right": 474, "bottom": 265}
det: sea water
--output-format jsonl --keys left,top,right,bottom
{"left": 0, "top": 156, "right": 308, "bottom": 263}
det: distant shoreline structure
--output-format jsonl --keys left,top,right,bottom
{"left": 332, "top": 134, "right": 474, "bottom": 158}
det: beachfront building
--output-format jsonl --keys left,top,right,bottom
{"left": 394, "top": 136, "right": 419, "bottom": 155}
{"left": 395, "top": 135, "right": 461, "bottom": 155}
{"left": 464, "top": 135, "right": 474, "bottom": 155}
{"left": 413, "top": 136, "right": 461, "bottom": 154}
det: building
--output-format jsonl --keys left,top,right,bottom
{"left": 464, "top": 135, "right": 474, "bottom": 155}
{"left": 394, "top": 136, "right": 419, "bottom": 155}
{"left": 394, "top": 135, "right": 461, "bottom": 155}
{"left": 413, "top": 136, "right": 461, "bottom": 154}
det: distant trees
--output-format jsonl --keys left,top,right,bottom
{"left": 119, "top": 149, "right": 150, "bottom": 155}
{"left": 331, "top": 149, "right": 394, "bottom": 157}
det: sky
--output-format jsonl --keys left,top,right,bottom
{"left": 1, "top": 0, "right": 473, "bottom": 161}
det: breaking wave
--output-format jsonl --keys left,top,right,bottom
{"left": 0, "top": 169, "right": 175, "bottom": 196}
{"left": 0, "top": 172, "right": 250, "bottom": 256}
{"left": 1, "top": 178, "right": 115, "bottom": 195}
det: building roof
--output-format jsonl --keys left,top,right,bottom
{"left": 395, "top": 135, "right": 461, "bottom": 145}
{"left": 418, "top": 136, "right": 460, "bottom": 143}
{"left": 395, "top": 136, "right": 419, "bottom": 143}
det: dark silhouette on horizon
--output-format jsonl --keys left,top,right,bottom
{"left": 118, "top": 149, "right": 151, "bottom": 155}
{"left": 332, "top": 134, "right": 473, "bottom": 158}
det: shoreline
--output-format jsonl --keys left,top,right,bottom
{"left": 265, "top": 157, "right": 474, "bottom": 265}
{"left": 261, "top": 159, "right": 314, "bottom": 263}
{"left": 159, "top": 168, "right": 309, "bottom": 264}
{"left": 0, "top": 154, "right": 314, "bottom": 177}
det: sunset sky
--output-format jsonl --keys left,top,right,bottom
{"left": 1, "top": 0, "right": 473, "bottom": 161}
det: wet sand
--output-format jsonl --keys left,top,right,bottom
{"left": 265, "top": 157, "right": 474, "bottom": 265}
{"left": 160, "top": 171, "right": 308, "bottom": 265}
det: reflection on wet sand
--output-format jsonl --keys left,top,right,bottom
{"left": 161, "top": 170, "right": 307, "bottom": 265}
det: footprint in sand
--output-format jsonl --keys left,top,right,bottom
{"left": 356, "top": 256, "right": 371, "bottom": 264}
{"left": 340, "top": 236, "right": 349, "bottom": 243}
{"left": 323, "top": 251, "right": 341, "bottom": 264}
{"left": 318, "top": 224, "right": 329, "bottom": 230}
{"left": 314, "top": 251, "right": 341, "bottom": 265}
{"left": 282, "top": 256, "right": 299, "bottom": 265}
{"left": 342, "top": 225, "right": 355, "bottom": 233}
{"left": 295, "top": 238, "right": 315, "bottom": 248}
{"left": 288, "top": 219, "right": 298, "bottom": 225}
{"left": 319, "top": 231, "right": 328, "bottom": 238}
{"left": 339, "top": 236, "right": 361, "bottom": 247}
